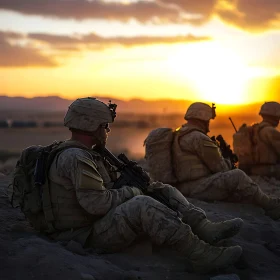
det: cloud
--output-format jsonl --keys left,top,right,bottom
{"left": 0, "top": 0, "right": 183, "bottom": 23}
{"left": 0, "top": 32, "right": 57, "bottom": 67}
{"left": 0, "top": 30, "right": 211, "bottom": 67}
{"left": 158, "top": 0, "right": 218, "bottom": 23}
{"left": 29, "top": 32, "right": 211, "bottom": 47}
{"left": 217, "top": 0, "right": 280, "bottom": 31}
{"left": 1, "top": 0, "right": 280, "bottom": 31}
{"left": 28, "top": 33, "right": 81, "bottom": 45}
{"left": 1, "top": 0, "right": 279, "bottom": 32}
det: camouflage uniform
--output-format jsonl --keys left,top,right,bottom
{"left": 48, "top": 143, "right": 206, "bottom": 250}
{"left": 172, "top": 102, "right": 280, "bottom": 220}
{"left": 45, "top": 98, "right": 244, "bottom": 273}
{"left": 243, "top": 122, "right": 280, "bottom": 178}
{"left": 236, "top": 102, "right": 280, "bottom": 178}
{"left": 173, "top": 124, "right": 259, "bottom": 202}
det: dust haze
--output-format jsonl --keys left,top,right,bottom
{"left": 0, "top": 108, "right": 264, "bottom": 167}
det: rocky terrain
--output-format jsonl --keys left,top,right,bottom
{"left": 1, "top": 171, "right": 280, "bottom": 280}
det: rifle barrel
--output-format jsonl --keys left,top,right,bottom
{"left": 229, "top": 117, "right": 237, "bottom": 133}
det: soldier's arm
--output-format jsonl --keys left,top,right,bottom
{"left": 261, "top": 127, "right": 280, "bottom": 156}
{"left": 180, "top": 132, "right": 230, "bottom": 173}
{"left": 57, "top": 149, "right": 142, "bottom": 216}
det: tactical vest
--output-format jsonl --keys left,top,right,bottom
{"left": 252, "top": 122, "right": 278, "bottom": 164}
{"left": 49, "top": 169, "right": 95, "bottom": 230}
{"left": 172, "top": 125, "right": 211, "bottom": 182}
{"left": 48, "top": 142, "right": 115, "bottom": 231}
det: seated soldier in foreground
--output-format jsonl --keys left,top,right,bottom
{"left": 233, "top": 101, "right": 280, "bottom": 179}
{"left": 145, "top": 102, "right": 280, "bottom": 220}
{"left": 12, "top": 97, "right": 244, "bottom": 274}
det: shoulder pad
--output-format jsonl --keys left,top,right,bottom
{"left": 203, "top": 140, "right": 218, "bottom": 148}
{"left": 76, "top": 154, "right": 105, "bottom": 191}
{"left": 77, "top": 154, "right": 98, "bottom": 169}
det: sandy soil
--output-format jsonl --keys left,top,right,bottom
{"left": 1, "top": 172, "right": 280, "bottom": 280}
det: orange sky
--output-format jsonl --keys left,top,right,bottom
{"left": 1, "top": 0, "right": 280, "bottom": 105}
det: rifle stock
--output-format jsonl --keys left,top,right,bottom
{"left": 101, "top": 147, "right": 179, "bottom": 213}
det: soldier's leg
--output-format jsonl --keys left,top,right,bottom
{"left": 182, "top": 169, "right": 258, "bottom": 202}
{"left": 87, "top": 195, "right": 188, "bottom": 253}
{"left": 147, "top": 181, "right": 206, "bottom": 224}
{"left": 185, "top": 169, "right": 280, "bottom": 220}
{"left": 223, "top": 169, "right": 280, "bottom": 220}
{"left": 87, "top": 195, "right": 242, "bottom": 273}
{"left": 148, "top": 182, "right": 243, "bottom": 244}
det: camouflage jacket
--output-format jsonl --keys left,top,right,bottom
{"left": 173, "top": 123, "right": 230, "bottom": 182}
{"left": 48, "top": 140, "right": 141, "bottom": 230}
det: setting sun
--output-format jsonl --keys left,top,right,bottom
{"left": 167, "top": 42, "right": 253, "bottom": 104}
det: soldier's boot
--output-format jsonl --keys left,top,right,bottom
{"left": 254, "top": 188, "right": 280, "bottom": 220}
{"left": 192, "top": 218, "right": 244, "bottom": 245}
{"left": 174, "top": 230, "right": 242, "bottom": 273}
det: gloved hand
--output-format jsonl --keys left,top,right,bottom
{"left": 129, "top": 186, "right": 143, "bottom": 196}
{"left": 146, "top": 181, "right": 168, "bottom": 193}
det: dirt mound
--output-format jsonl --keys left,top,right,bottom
{"left": 1, "top": 174, "right": 280, "bottom": 280}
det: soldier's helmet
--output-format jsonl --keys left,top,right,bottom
{"left": 64, "top": 97, "right": 117, "bottom": 132}
{"left": 259, "top": 102, "right": 280, "bottom": 119}
{"left": 185, "top": 102, "right": 216, "bottom": 121}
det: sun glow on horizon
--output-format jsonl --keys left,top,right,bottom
{"left": 166, "top": 42, "right": 265, "bottom": 105}
{"left": 1, "top": 41, "right": 279, "bottom": 104}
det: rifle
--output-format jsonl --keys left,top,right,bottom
{"left": 211, "top": 135, "right": 238, "bottom": 169}
{"left": 101, "top": 147, "right": 179, "bottom": 213}
{"left": 229, "top": 117, "right": 237, "bottom": 133}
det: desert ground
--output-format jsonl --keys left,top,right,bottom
{"left": 1, "top": 173, "right": 280, "bottom": 280}
{"left": 1, "top": 111, "right": 280, "bottom": 280}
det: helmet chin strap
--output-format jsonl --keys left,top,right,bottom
{"left": 90, "top": 128, "right": 107, "bottom": 149}
{"left": 92, "top": 136, "right": 106, "bottom": 149}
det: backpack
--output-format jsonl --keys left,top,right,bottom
{"left": 11, "top": 141, "right": 83, "bottom": 233}
{"left": 144, "top": 128, "right": 177, "bottom": 184}
{"left": 233, "top": 124, "right": 255, "bottom": 165}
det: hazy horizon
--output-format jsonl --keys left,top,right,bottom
{"left": 0, "top": 94, "right": 278, "bottom": 116}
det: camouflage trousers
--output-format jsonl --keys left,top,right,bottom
{"left": 87, "top": 184, "right": 206, "bottom": 252}
{"left": 176, "top": 169, "right": 259, "bottom": 203}
{"left": 51, "top": 185, "right": 206, "bottom": 251}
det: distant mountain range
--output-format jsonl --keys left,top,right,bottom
{"left": 0, "top": 95, "right": 194, "bottom": 114}
{"left": 0, "top": 95, "right": 264, "bottom": 115}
